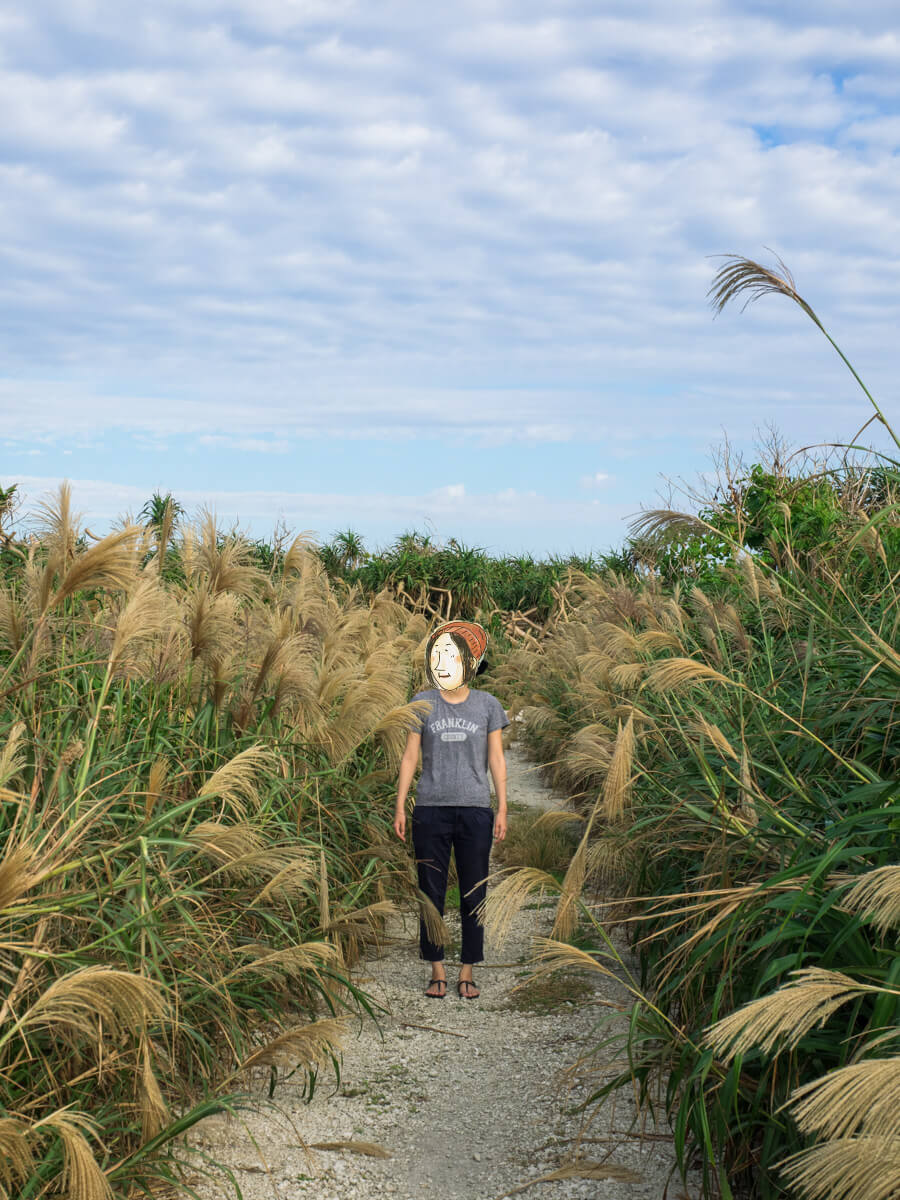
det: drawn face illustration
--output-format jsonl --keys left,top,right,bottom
{"left": 425, "top": 621, "right": 486, "bottom": 691}
{"left": 430, "top": 632, "right": 465, "bottom": 691}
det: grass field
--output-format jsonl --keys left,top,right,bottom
{"left": 2, "top": 414, "right": 899, "bottom": 1199}
{"left": 0, "top": 495, "right": 431, "bottom": 1198}
{"left": 486, "top": 458, "right": 900, "bottom": 1199}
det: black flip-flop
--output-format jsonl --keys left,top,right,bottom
{"left": 457, "top": 978, "right": 479, "bottom": 999}
{"left": 425, "top": 978, "right": 447, "bottom": 999}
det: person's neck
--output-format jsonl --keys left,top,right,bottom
{"left": 439, "top": 684, "right": 470, "bottom": 704}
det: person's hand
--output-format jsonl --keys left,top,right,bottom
{"left": 494, "top": 808, "right": 507, "bottom": 841}
{"left": 393, "top": 806, "right": 406, "bottom": 840}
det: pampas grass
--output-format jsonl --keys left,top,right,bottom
{"left": 709, "top": 253, "right": 900, "bottom": 451}
{"left": 38, "top": 1110, "right": 114, "bottom": 1200}
{"left": 704, "top": 969, "right": 875, "bottom": 1060}
{"left": 16, "top": 966, "right": 169, "bottom": 1042}
{"left": 777, "top": 1135, "right": 900, "bottom": 1200}
{"left": 0, "top": 1116, "right": 34, "bottom": 1196}
{"left": 642, "top": 657, "right": 733, "bottom": 693}
{"left": 310, "top": 1140, "right": 391, "bottom": 1157}
{"left": 602, "top": 712, "right": 635, "bottom": 822}
{"left": 843, "top": 865, "right": 900, "bottom": 935}
{"left": 498, "top": 1160, "right": 643, "bottom": 1195}
{"left": 0, "top": 501, "right": 437, "bottom": 1197}
{"left": 197, "top": 744, "right": 275, "bottom": 819}
{"left": 490, "top": 449, "right": 900, "bottom": 1200}
{"left": 480, "top": 868, "right": 560, "bottom": 948}
{"left": 788, "top": 1058, "right": 900, "bottom": 1141}
{"left": 234, "top": 1016, "right": 348, "bottom": 1075}
{"left": 552, "top": 839, "right": 587, "bottom": 941}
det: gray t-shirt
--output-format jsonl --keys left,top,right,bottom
{"left": 411, "top": 688, "right": 510, "bottom": 808}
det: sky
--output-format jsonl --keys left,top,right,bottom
{"left": 2, "top": 1, "right": 900, "bottom": 556}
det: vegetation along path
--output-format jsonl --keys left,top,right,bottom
{"left": 189, "top": 744, "right": 693, "bottom": 1200}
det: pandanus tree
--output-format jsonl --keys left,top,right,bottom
{"left": 138, "top": 492, "right": 184, "bottom": 577}
{"left": 330, "top": 528, "right": 367, "bottom": 571}
{"left": 0, "top": 482, "right": 19, "bottom": 544}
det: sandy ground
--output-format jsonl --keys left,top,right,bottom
{"left": 184, "top": 745, "right": 697, "bottom": 1200}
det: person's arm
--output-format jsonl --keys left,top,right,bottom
{"left": 487, "top": 727, "right": 508, "bottom": 840}
{"left": 394, "top": 730, "right": 421, "bottom": 840}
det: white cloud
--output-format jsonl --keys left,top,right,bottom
{"left": 580, "top": 472, "right": 610, "bottom": 488}
{"left": 0, "top": 0, "right": 898, "bottom": 503}
{"left": 198, "top": 435, "right": 290, "bottom": 453}
{"left": 434, "top": 483, "right": 466, "bottom": 500}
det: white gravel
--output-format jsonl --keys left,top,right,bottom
{"left": 185, "top": 746, "right": 697, "bottom": 1200}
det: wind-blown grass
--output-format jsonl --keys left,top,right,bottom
{"left": 493, "top": 466, "right": 900, "bottom": 1197}
{"left": 0, "top": 487, "right": 431, "bottom": 1197}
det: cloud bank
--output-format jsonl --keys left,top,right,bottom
{"left": 2, "top": 2, "right": 899, "bottom": 549}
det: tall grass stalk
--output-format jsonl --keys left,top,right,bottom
{"left": 709, "top": 254, "right": 900, "bottom": 451}
{"left": 0, "top": 495, "right": 433, "bottom": 1197}
{"left": 494, "top": 455, "right": 900, "bottom": 1197}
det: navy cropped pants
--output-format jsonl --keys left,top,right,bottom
{"left": 411, "top": 804, "right": 494, "bottom": 964}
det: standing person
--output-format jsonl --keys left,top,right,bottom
{"left": 393, "top": 621, "right": 509, "bottom": 999}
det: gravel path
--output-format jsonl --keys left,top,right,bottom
{"left": 187, "top": 746, "right": 693, "bottom": 1200}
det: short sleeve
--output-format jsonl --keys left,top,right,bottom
{"left": 487, "top": 694, "right": 510, "bottom": 733}
{"left": 408, "top": 691, "right": 431, "bottom": 734}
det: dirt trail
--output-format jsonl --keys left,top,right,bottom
{"left": 188, "top": 745, "right": 692, "bottom": 1200}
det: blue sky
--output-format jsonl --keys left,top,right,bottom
{"left": 2, "top": 1, "right": 900, "bottom": 555}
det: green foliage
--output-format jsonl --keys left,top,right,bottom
{"left": 0, "top": 502, "right": 426, "bottom": 1197}
{"left": 640, "top": 462, "right": 900, "bottom": 588}
{"left": 0, "top": 481, "right": 18, "bottom": 535}
{"left": 497, "top": 466, "right": 900, "bottom": 1198}
{"left": 138, "top": 490, "right": 184, "bottom": 529}
{"left": 493, "top": 805, "right": 580, "bottom": 874}
{"left": 315, "top": 528, "right": 610, "bottom": 623}
{"left": 331, "top": 527, "right": 367, "bottom": 571}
